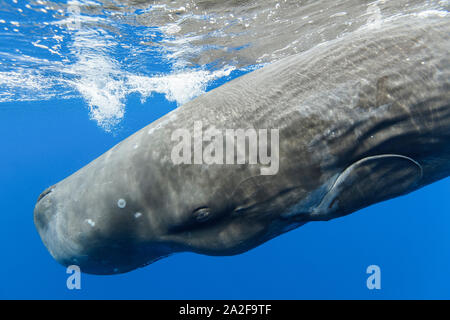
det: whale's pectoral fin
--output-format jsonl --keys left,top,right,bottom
{"left": 310, "top": 154, "right": 423, "bottom": 221}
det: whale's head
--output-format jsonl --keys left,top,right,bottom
{"left": 33, "top": 179, "right": 178, "bottom": 275}
{"left": 33, "top": 134, "right": 280, "bottom": 275}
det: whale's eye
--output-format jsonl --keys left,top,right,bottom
{"left": 193, "top": 207, "right": 211, "bottom": 222}
{"left": 169, "top": 207, "right": 214, "bottom": 233}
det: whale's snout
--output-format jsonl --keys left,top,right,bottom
{"left": 34, "top": 185, "right": 89, "bottom": 273}
{"left": 33, "top": 181, "right": 177, "bottom": 275}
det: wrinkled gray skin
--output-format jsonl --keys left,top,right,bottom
{"left": 34, "top": 14, "right": 450, "bottom": 275}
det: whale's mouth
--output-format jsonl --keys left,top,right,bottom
{"left": 37, "top": 185, "right": 55, "bottom": 203}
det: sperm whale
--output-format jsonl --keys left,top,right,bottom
{"left": 34, "top": 12, "right": 450, "bottom": 274}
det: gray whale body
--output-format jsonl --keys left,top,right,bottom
{"left": 34, "top": 10, "right": 450, "bottom": 274}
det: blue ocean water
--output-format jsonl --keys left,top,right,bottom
{"left": 1, "top": 0, "right": 450, "bottom": 299}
